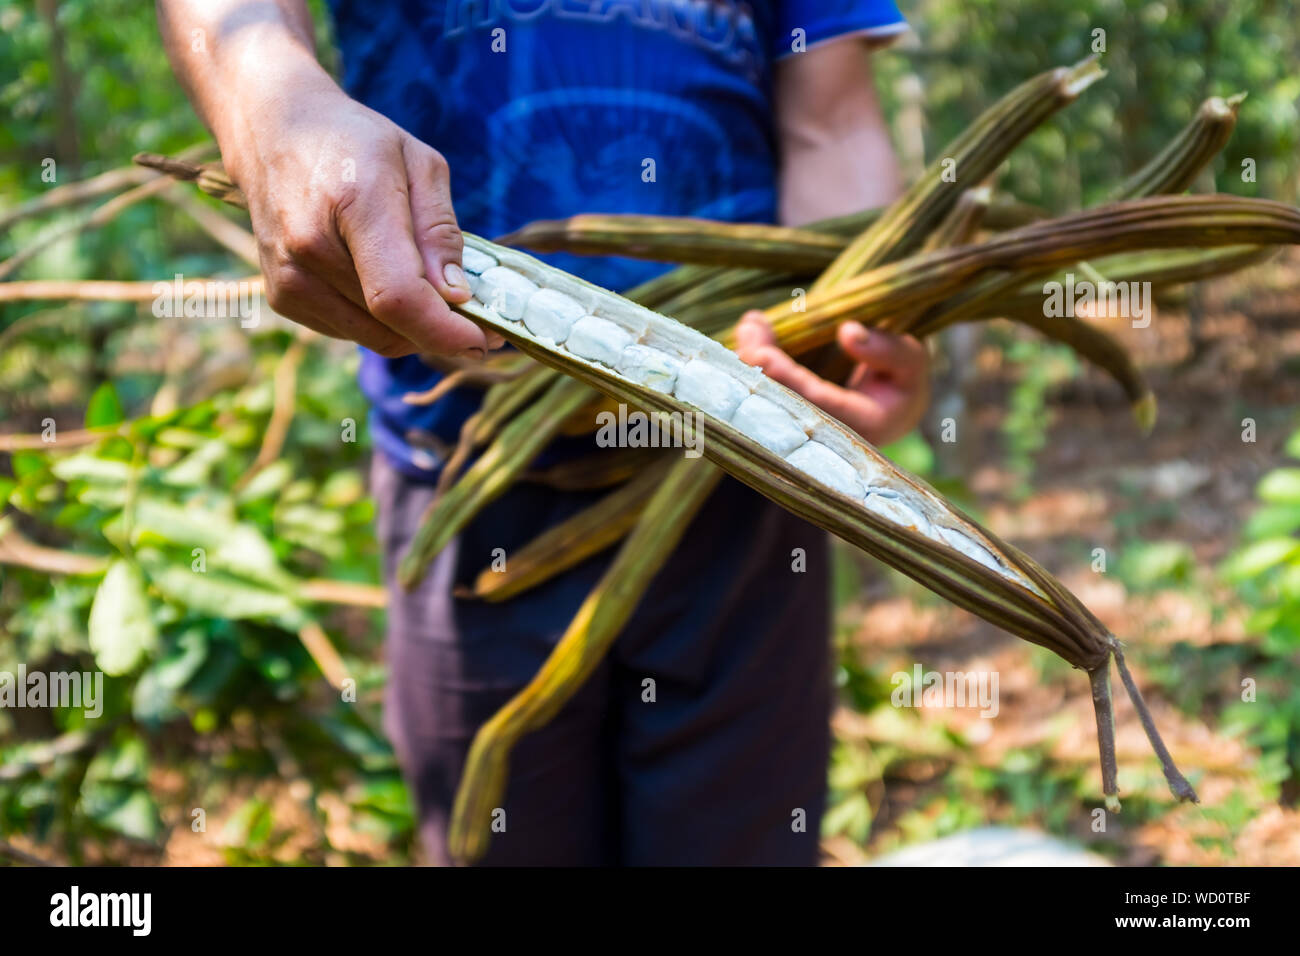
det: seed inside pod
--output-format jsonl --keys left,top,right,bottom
{"left": 461, "top": 248, "right": 498, "bottom": 295}
{"left": 786, "top": 441, "right": 865, "bottom": 500}
{"left": 618, "top": 344, "right": 682, "bottom": 394}
{"left": 475, "top": 266, "right": 538, "bottom": 321}
{"left": 937, "top": 525, "right": 1005, "bottom": 575}
{"left": 461, "top": 247, "right": 498, "bottom": 276}
{"left": 731, "top": 394, "right": 808, "bottom": 456}
{"left": 673, "top": 359, "right": 750, "bottom": 421}
{"left": 565, "top": 315, "right": 635, "bottom": 367}
{"left": 522, "top": 288, "right": 586, "bottom": 343}
{"left": 809, "top": 424, "right": 891, "bottom": 490}
{"left": 864, "top": 487, "right": 935, "bottom": 537}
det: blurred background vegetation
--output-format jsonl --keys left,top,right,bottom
{"left": 2, "top": 0, "right": 1299, "bottom": 865}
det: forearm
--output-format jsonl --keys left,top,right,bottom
{"left": 154, "top": 0, "right": 486, "bottom": 357}
{"left": 156, "top": 0, "right": 331, "bottom": 160}
{"left": 774, "top": 40, "right": 903, "bottom": 226}
{"left": 778, "top": 118, "right": 901, "bottom": 226}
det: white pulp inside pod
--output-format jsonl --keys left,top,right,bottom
{"left": 786, "top": 441, "right": 865, "bottom": 500}
{"left": 475, "top": 266, "right": 538, "bottom": 320}
{"left": 864, "top": 488, "right": 934, "bottom": 537}
{"left": 565, "top": 315, "right": 634, "bottom": 367}
{"left": 618, "top": 345, "right": 682, "bottom": 394}
{"left": 731, "top": 394, "right": 808, "bottom": 456}
{"left": 672, "top": 359, "right": 749, "bottom": 421}
{"left": 522, "top": 288, "right": 586, "bottom": 343}
{"left": 460, "top": 247, "right": 498, "bottom": 296}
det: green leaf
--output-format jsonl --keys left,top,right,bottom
{"left": 1277, "top": 562, "right": 1300, "bottom": 602}
{"left": 80, "top": 785, "right": 161, "bottom": 842}
{"left": 50, "top": 454, "right": 133, "bottom": 485}
{"left": 235, "top": 459, "right": 292, "bottom": 503}
{"left": 84, "top": 735, "right": 151, "bottom": 785}
{"left": 1242, "top": 503, "right": 1300, "bottom": 541}
{"left": 160, "top": 438, "right": 230, "bottom": 488}
{"left": 85, "top": 382, "right": 125, "bottom": 429}
{"left": 153, "top": 427, "right": 210, "bottom": 449}
{"left": 319, "top": 470, "right": 364, "bottom": 507}
{"left": 348, "top": 777, "right": 411, "bottom": 818}
{"left": 223, "top": 797, "right": 274, "bottom": 848}
{"left": 822, "top": 792, "right": 872, "bottom": 844}
{"left": 1258, "top": 468, "right": 1300, "bottom": 505}
{"left": 1284, "top": 428, "right": 1300, "bottom": 460}
{"left": 1223, "top": 538, "right": 1300, "bottom": 581}
{"left": 147, "top": 564, "right": 301, "bottom": 624}
{"left": 132, "top": 628, "right": 210, "bottom": 724}
{"left": 88, "top": 560, "right": 159, "bottom": 675}
{"left": 318, "top": 715, "right": 398, "bottom": 771}
{"left": 12, "top": 450, "right": 47, "bottom": 480}
{"left": 1120, "top": 540, "right": 1196, "bottom": 589}
{"left": 107, "top": 499, "right": 293, "bottom": 587}
{"left": 880, "top": 432, "right": 935, "bottom": 476}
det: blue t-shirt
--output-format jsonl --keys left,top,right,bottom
{"left": 325, "top": 0, "right": 906, "bottom": 479}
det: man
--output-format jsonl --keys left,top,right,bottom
{"left": 157, "top": 0, "right": 930, "bottom": 865}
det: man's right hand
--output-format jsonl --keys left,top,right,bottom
{"left": 157, "top": 0, "right": 492, "bottom": 358}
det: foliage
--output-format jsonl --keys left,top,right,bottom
{"left": 0, "top": 324, "right": 408, "bottom": 861}
{"left": 877, "top": 0, "right": 1300, "bottom": 207}
{"left": 1219, "top": 422, "right": 1300, "bottom": 796}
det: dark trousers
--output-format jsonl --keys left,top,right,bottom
{"left": 373, "top": 452, "right": 832, "bottom": 865}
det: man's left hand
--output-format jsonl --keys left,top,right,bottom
{"left": 735, "top": 311, "right": 930, "bottom": 447}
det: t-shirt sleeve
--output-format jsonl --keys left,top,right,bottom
{"left": 771, "top": 0, "right": 909, "bottom": 60}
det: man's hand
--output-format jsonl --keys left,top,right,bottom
{"left": 735, "top": 312, "right": 929, "bottom": 447}
{"left": 157, "top": 0, "right": 493, "bottom": 358}
{"left": 226, "top": 78, "right": 493, "bottom": 358}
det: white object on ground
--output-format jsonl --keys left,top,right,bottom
{"left": 867, "top": 827, "right": 1111, "bottom": 867}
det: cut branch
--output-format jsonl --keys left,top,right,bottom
{"left": 0, "top": 276, "right": 263, "bottom": 304}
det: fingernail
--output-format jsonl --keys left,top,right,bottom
{"left": 486, "top": 333, "right": 506, "bottom": 350}
{"left": 457, "top": 347, "right": 485, "bottom": 361}
{"left": 850, "top": 324, "right": 871, "bottom": 345}
{"left": 443, "top": 262, "right": 470, "bottom": 292}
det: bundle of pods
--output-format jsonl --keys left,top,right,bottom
{"left": 133, "top": 55, "right": 1300, "bottom": 863}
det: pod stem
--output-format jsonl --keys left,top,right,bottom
{"left": 1109, "top": 638, "right": 1200, "bottom": 804}
{"left": 1088, "top": 662, "right": 1121, "bottom": 812}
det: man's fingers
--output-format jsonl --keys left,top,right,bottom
{"left": 733, "top": 310, "right": 778, "bottom": 361}
{"left": 336, "top": 163, "right": 487, "bottom": 356}
{"left": 266, "top": 265, "right": 420, "bottom": 357}
{"left": 744, "top": 337, "right": 884, "bottom": 428}
{"left": 402, "top": 137, "right": 473, "bottom": 306}
{"left": 837, "top": 321, "right": 927, "bottom": 380}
